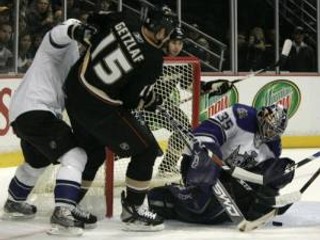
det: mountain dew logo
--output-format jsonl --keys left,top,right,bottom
{"left": 199, "top": 85, "right": 238, "bottom": 122}
{"left": 253, "top": 80, "right": 301, "bottom": 118}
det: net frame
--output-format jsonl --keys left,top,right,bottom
{"left": 105, "top": 56, "right": 201, "bottom": 217}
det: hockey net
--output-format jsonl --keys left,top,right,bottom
{"left": 28, "top": 56, "right": 201, "bottom": 218}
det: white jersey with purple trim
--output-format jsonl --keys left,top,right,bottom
{"left": 9, "top": 22, "right": 80, "bottom": 122}
{"left": 194, "top": 103, "right": 281, "bottom": 169}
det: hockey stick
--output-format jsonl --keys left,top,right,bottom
{"left": 238, "top": 166, "right": 320, "bottom": 231}
{"left": 134, "top": 110, "right": 164, "bottom": 156}
{"left": 155, "top": 106, "right": 245, "bottom": 224}
{"left": 180, "top": 39, "right": 293, "bottom": 105}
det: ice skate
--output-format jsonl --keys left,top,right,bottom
{"left": 72, "top": 205, "right": 97, "bottom": 229}
{"left": 120, "top": 191, "right": 164, "bottom": 232}
{"left": 47, "top": 206, "right": 84, "bottom": 236}
{"left": 3, "top": 199, "right": 37, "bottom": 219}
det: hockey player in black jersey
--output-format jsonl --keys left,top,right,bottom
{"left": 64, "top": 5, "right": 178, "bottom": 231}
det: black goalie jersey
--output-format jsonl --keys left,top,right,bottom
{"left": 77, "top": 11, "right": 164, "bottom": 109}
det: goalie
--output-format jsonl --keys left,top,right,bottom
{"left": 148, "top": 103, "right": 294, "bottom": 227}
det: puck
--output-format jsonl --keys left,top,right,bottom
{"left": 272, "top": 221, "right": 283, "bottom": 227}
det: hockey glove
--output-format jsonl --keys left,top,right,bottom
{"left": 138, "top": 85, "right": 163, "bottom": 112}
{"left": 181, "top": 144, "right": 221, "bottom": 186}
{"left": 201, "top": 80, "right": 233, "bottom": 96}
{"left": 67, "top": 22, "right": 97, "bottom": 46}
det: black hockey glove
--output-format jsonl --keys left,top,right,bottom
{"left": 138, "top": 85, "right": 163, "bottom": 112}
{"left": 68, "top": 22, "right": 97, "bottom": 46}
{"left": 201, "top": 80, "right": 233, "bottom": 96}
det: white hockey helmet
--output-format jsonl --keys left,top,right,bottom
{"left": 62, "top": 18, "right": 81, "bottom": 26}
{"left": 257, "top": 104, "right": 288, "bottom": 142}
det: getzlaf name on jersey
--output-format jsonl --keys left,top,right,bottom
{"left": 75, "top": 12, "right": 164, "bottom": 109}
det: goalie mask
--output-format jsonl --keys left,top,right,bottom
{"left": 257, "top": 104, "right": 288, "bottom": 142}
{"left": 141, "top": 4, "right": 177, "bottom": 38}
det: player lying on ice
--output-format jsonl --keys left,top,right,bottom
{"left": 148, "top": 103, "right": 295, "bottom": 231}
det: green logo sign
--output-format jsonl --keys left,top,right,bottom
{"left": 252, "top": 80, "right": 301, "bottom": 118}
{"left": 199, "top": 84, "right": 238, "bottom": 121}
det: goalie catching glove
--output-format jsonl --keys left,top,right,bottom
{"left": 201, "top": 80, "right": 233, "bottom": 96}
{"left": 138, "top": 85, "right": 163, "bottom": 112}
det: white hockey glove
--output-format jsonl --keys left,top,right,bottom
{"left": 138, "top": 85, "right": 163, "bottom": 112}
{"left": 201, "top": 79, "right": 233, "bottom": 96}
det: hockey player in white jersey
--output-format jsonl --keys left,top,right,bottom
{"left": 148, "top": 103, "right": 294, "bottom": 228}
{"left": 3, "top": 19, "right": 97, "bottom": 236}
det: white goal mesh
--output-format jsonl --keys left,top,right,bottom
{"left": 105, "top": 56, "right": 201, "bottom": 216}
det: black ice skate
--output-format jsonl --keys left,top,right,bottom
{"left": 72, "top": 205, "right": 98, "bottom": 229}
{"left": 3, "top": 199, "right": 37, "bottom": 219}
{"left": 47, "top": 206, "right": 84, "bottom": 236}
{"left": 120, "top": 191, "right": 164, "bottom": 232}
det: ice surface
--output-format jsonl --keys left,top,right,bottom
{"left": 1, "top": 149, "right": 320, "bottom": 240}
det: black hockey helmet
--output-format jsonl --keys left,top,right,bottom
{"left": 141, "top": 4, "right": 178, "bottom": 36}
{"left": 257, "top": 104, "right": 288, "bottom": 142}
{"left": 170, "top": 27, "right": 184, "bottom": 41}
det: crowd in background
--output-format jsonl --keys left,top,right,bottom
{"left": 0, "top": 0, "right": 117, "bottom": 74}
{"left": 0, "top": 0, "right": 317, "bottom": 74}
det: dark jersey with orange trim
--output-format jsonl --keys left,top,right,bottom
{"left": 78, "top": 11, "right": 164, "bottom": 109}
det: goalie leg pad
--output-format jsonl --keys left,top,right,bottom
{"left": 148, "top": 186, "right": 176, "bottom": 219}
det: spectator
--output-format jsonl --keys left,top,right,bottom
{"left": 95, "top": 0, "right": 115, "bottom": 11}
{"left": 53, "top": 9, "right": 63, "bottom": 24}
{"left": 25, "top": 0, "right": 54, "bottom": 36}
{"left": 19, "top": 0, "right": 29, "bottom": 34}
{"left": 285, "top": 26, "right": 316, "bottom": 72}
{"left": 163, "top": 27, "right": 185, "bottom": 57}
{"left": 264, "top": 28, "right": 276, "bottom": 70}
{"left": 237, "top": 30, "right": 249, "bottom": 71}
{"left": 0, "top": 21, "right": 13, "bottom": 73}
{"left": 66, "top": 0, "right": 81, "bottom": 19}
{"left": 222, "top": 29, "right": 249, "bottom": 71}
{"left": 0, "top": 5, "right": 10, "bottom": 23}
{"left": 246, "top": 27, "right": 267, "bottom": 71}
{"left": 18, "top": 32, "right": 33, "bottom": 73}
{"left": 29, "top": 32, "right": 44, "bottom": 58}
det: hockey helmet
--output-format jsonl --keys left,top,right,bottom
{"left": 62, "top": 18, "right": 81, "bottom": 26}
{"left": 141, "top": 4, "right": 177, "bottom": 36}
{"left": 170, "top": 27, "right": 184, "bottom": 41}
{"left": 257, "top": 104, "right": 288, "bottom": 142}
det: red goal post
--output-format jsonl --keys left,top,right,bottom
{"left": 105, "top": 56, "right": 201, "bottom": 217}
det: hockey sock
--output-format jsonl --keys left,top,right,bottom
{"left": 54, "top": 148, "right": 87, "bottom": 208}
{"left": 125, "top": 187, "right": 146, "bottom": 206}
{"left": 8, "top": 163, "right": 46, "bottom": 201}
